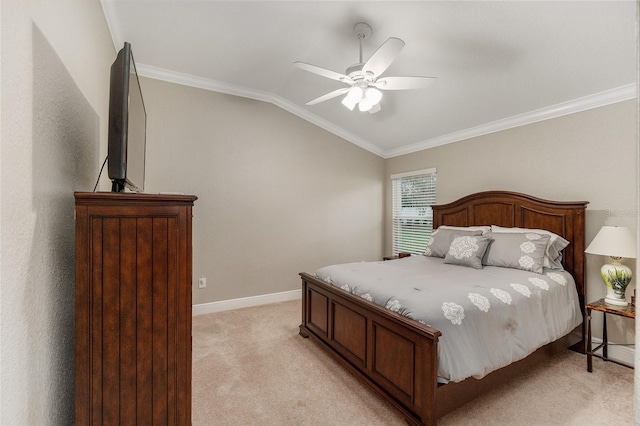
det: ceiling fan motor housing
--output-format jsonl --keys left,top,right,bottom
{"left": 346, "top": 63, "right": 374, "bottom": 83}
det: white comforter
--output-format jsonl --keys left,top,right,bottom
{"left": 314, "top": 255, "right": 582, "bottom": 383}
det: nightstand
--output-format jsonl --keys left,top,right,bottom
{"left": 586, "top": 298, "right": 635, "bottom": 372}
{"left": 383, "top": 253, "right": 411, "bottom": 261}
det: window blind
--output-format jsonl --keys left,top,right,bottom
{"left": 391, "top": 169, "right": 436, "bottom": 255}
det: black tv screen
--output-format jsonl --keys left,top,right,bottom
{"left": 108, "top": 42, "right": 146, "bottom": 193}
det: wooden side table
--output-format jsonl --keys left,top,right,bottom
{"left": 383, "top": 253, "right": 411, "bottom": 261}
{"left": 586, "top": 298, "right": 635, "bottom": 372}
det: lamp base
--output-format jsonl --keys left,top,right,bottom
{"left": 600, "top": 259, "right": 632, "bottom": 307}
{"left": 604, "top": 296, "right": 629, "bottom": 307}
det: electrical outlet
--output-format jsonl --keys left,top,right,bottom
{"left": 198, "top": 277, "right": 206, "bottom": 289}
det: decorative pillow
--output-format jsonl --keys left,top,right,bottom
{"left": 424, "top": 228, "right": 483, "bottom": 258}
{"left": 483, "top": 232, "right": 551, "bottom": 274}
{"left": 439, "top": 225, "right": 491, "bottom": 235}
{"left": 444, "top": 235, "right": 492, "bottom": 269}
{"left": 491, "top": 225, "right": 569, "bottom": 269}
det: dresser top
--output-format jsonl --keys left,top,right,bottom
{"left": 75, "top": 191, "right": 197, "bottom": 206}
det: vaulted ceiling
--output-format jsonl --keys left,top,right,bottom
{"left": 101, "top": 1, "right": 637, "bottom": 158}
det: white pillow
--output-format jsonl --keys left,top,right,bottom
{"left": 439, "top": 225, "right": 491, "bottom": 235}
{"left": 490, "top": 225, "right": 569, "bottom": 269}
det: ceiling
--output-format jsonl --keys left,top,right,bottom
{"left": 101, "top": 1, "right": 637, "bottom": 158}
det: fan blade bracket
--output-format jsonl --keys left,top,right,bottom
{"left": 374, "top": 76, "right": 437, "bottom": 90}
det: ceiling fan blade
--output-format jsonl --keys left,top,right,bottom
{"left": 373, "top": 76, "right": 437, "bottom": 90}
{"left": 294, "top": 61, "right": 353, "bottom": 84}
{"left": 305, "top": 87, "right": 351, "bottom": 105}
{"left": 362, "top": 37, "right": 405, "bottom": 78}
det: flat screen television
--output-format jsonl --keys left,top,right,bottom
{"left": 108, "top": 42, "right": 147, "bottom": 193}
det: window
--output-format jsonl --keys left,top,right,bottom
{"left": 391, "top": 168, "right": 436, "bottom": 255}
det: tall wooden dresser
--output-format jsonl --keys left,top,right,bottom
{"left": 74, "top": 192, "right": 197, "bottom": 425}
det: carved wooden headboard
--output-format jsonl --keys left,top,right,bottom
{"left": 432, "top": 191, "right": 589, "bottom": 300}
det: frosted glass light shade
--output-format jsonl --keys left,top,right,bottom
{"left": 341, "top": 96, "right": 357, "bottom": 110}
{"left": 358, "top": 98, "right": 372, "bottom": 112}
{"left": 341, "top": 86, "right": 363, "bottom": 110}
{"left": 365, "top": 88, "right": 382, "bottom": 105}
{"left": 342, "top": 86, "right": 383, "bottom": 112}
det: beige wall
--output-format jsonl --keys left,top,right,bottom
{"left": 1, "top": 1, "right": 635, "bottom": 418}
{"left": 1, "top": 1, "right": 114, "bottom": 423}
{"left": 385, "top": 99, "right": 638, "bottom": 344}
{"left": 138, "top": 78, "right": 385, "bottom": 304}
{"left": 385, "top": 100, "right": 636, "bottom": 209}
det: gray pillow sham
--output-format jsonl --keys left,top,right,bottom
{"left": 490, "top": 226, "right": 569, "bottom": 269}
{"left": 424, "top": 228, "right": 483, "bottom": 258}
{"left": 444, "top": 234, "right": 492, "bottom": 269}
{"left": 483, "top": 232, "right": 551, "bottom": 274}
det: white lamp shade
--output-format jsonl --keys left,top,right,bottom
{"left": 585, "top": 226, "right": 637, "bottom": 259}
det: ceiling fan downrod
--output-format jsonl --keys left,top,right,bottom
{"left": 350, "top": 22, "right": 372, "bottom": 78}
{"left": 353, "top": 22, "right": 372, "bottom": 64}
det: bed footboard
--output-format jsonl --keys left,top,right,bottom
{"left": 299, "top": 272, "right": 442, "bottom": 426}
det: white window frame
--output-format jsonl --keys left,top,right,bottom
{"left": 391, "top": 168, "right": 436, "bottom": 256}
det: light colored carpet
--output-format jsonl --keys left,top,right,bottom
{"left": 192, "top": 300, "right": 634, "bottom": 425}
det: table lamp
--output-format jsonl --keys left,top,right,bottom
{"left": 585, "top": 226, "right": 637, "bottom": 306}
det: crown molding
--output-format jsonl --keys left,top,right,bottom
{"left": 136, "top": 64, "right": 274, "bottom": 102}
{"left": 135, "top": 64, "right": 635, "bottom": 160}
{"left": 383, "top": 84, "right": 637, "bottom": 158}
{"left": 100, "top": 0, "right": 122, "bottom": 53}
{"left": 135, "top": 64, "right": 386, "bottom": 157}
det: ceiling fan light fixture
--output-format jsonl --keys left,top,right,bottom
{"left": 341, "top": 96, "right": 358, "bottom": 111}
{"left": 342, "top": 86, "right": 363, "bottom": 110}
{"left": 346, "top": 86, "right": 363, "bottom": 102}
{"left": 365, "top": 88, "right": 382, "bottom": 106}
{"left": 295, "top": 22, "right": 436, "bottom": 114}
{"left": 358, "top": 98, "right": 373, "bottom": 112}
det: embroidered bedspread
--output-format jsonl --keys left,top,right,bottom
{"left": 314, "top": 255, "right": 582, "bottom": 383}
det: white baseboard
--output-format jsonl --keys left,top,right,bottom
{"left": 192, "top": 289, "right": 301, "bottom": 316}
{"left": 590, "top": 337, "right": 635, "bottom": 367}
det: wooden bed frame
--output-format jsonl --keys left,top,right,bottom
{"left": 299, "top": 191, "right": 588, "bottom": 426}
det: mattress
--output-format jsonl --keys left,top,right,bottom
{"left": 314, "top": 255, "right": 583, "bottom": 383}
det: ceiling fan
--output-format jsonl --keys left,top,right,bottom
{"left": 295, "top": 22, "right": 436, "bottom": 114}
